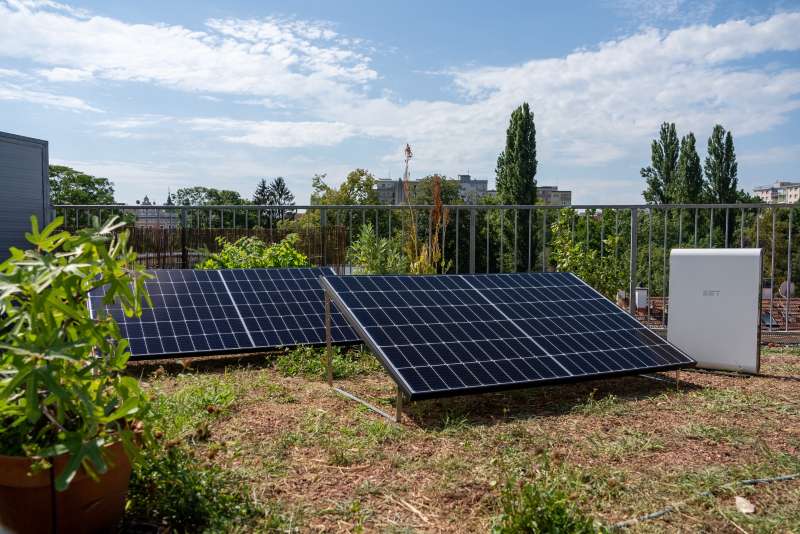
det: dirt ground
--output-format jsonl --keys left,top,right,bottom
{"left": 136, "top": 347, "right": 800, "bottom": 533}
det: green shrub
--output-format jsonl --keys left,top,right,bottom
{"left": 493, "top": 478, "right": 603, "bottom": 534}
{"left": 347, "top": 223, "right": 408, "bottom": 274}
{"left": 0, "top": 216, "right": 149, "bottom": 490}
{"left": 549, "top": 209, "right": 627, "bottom": 299}
{"left": 126, "top": 445, "right": 278, "bottom": 532}
{"left": 196, "top": 234, "right": 309, "bottom": 269}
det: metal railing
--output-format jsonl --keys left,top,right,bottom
{"left": 53, "top": 202, "right": 800, "bottom": 338}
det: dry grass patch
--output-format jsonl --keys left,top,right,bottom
{"left": 127, "top": 347, "right": 800, "bottom": 532}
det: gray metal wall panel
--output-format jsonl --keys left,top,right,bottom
{"left": 0, "top": 131, "right": 49, "bottom": 260}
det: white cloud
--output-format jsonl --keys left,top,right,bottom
{"left": 0, "top": 67, "right": 27, "bottom": 78}
{"left": 5, "top": 2, "right": 800, "bottom": 201}
{"left": 37, "top": 67, "right": 93, "bottom": 82}
{"left": 0, "top": 82, "right": 101, "bottom": 111}
{"left": 329, "top": 12, "right": 800, "bottom": 174}
{"left": 184, "top": 117, "right": 357, "bottom": 148}
{"left": 0, "top": 1, "right": 375, "bottom": 103}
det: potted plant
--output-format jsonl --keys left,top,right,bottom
{"left": 0, "top": 216, "right": 150, "bottom": 533}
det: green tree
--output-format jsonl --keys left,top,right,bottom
{"left": 704, "top": 124, "right": 738, "bottom": 204}
{"left": 311, "top": 169, "right": 379, "bottom": 205}
{"left": 267, "top": 177, "right": 295, "bottom": 222}
{"left": 253, "top": 179, "right": 270, "bottom": 205}
{"left": 411, "top": 174, "right": 462, "bottom": 205}
{"left": 641, "top": 122, "right": 680, "bottom": 204}
{"left": 496, "top": 102, "right": 538, "bottom": 271}
{"left": 49, "top": 165, "right": 115, "bottom": 205}
{"left": 496, "top": 102, "right": 537, "bottom": 206}
{"left": 673, "top": 132, "right": 704, "bottom": 203}
{"left": 174, "top": 187, "right": 246, "bottom": 206}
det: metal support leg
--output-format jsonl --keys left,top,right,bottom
{"left": 395, "top": 388, "right": 404, "bottom": 423}
{"left": 325, "top": 291, "right": 333, "bottom": 386}
{"left": 675, "top": 369, "right": 680, "bottom": 392}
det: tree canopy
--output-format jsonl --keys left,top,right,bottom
{"left": 49, "top": 165, "right": 115, "bottom": 205}
{"left": 411, "top": 174, "right": 462, "bottom": 205}
{"left": 704, "top": 124, "right": 739, "bottom": 204}
{"left": 673, "top": 133, "right": 704, "bottom": 203}
{"left": 641, "top": 122, "right": 680, "bottom": 204}
{"left": 175, "top": 186, "right": 247, "bottom": 206}
{"left": 495, "top": 102, "right": 537, "bottom": 205}
{"left": 311, "top": 169, "right": 379, "bottom": 205}
{"left": 253, "top": 179, "right": 270, "bottom": 205}
{"left": 267, "top": 177, "right": 295, "bottom": 207}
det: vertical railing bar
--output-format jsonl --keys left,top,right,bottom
{"left": 527, "top": 208, "right": 533, "bottom": 272}
{"left": 694, "top": 208, "right": 699, "bottom": 247}
{"left": 647, "top": 207, "right": 653, "bottom": 323}
{"left": 724, "top": 207, "right": 729, "bottom": 248}
{"left": 709, "top": 208, "right": 714, "bottom": 248}
{"left": 513, "top": 209, "right": 518, "bottom": 272}
{"left": 542, "top": 209, "right": 547, "bottom": 272}
{"left": 486, "top": 211, "right": 490, "bottom": 274}
{"left": 614, "top": 210, "right": 620, "bottom": 258}
{"left": 629, "top": 207, "right": 638, "bottom": 316}
{"left": 678, "top": 208, "right": 683, "bottom": 246}
{"left": 427, "top": 208, "right": 433, "bottom": 252}
{"left": 770, "top": 208, "right": 776, "bottom": 331}
{"left": 600, "top": 210, "right": 605, "bottom": 258}
{"left": 662, "top": 207, "right": 668, "bottom": 328}
{"left": 455, "top": 208, "right": 459, "bottom": 274}
{"left": 740, "top": 207, "right": 745, "bottom": 248}
{"left": 756, "top": 208, "right": 760, "bottom": 248}
{"left": 499, "top": 209, "right": 505, "bottom": 273}
{"left": 585, "top": 209, "right": 589, "bottom": 252}
{"left": 469, "top": 208, "right": 476, "bottom": 274}
{"left": 786, "top": 209, "right": 792, "bottom": 333}
{"left": 442, "top": 207, "right": 447, "bottom": 272}
{"left": 349, "top": 210, "right": 353, "bottom": 272}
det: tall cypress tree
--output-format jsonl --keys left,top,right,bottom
{"left": 496, "top": 102, "right": 537, "bottom": 206}
{"left": 673, "top": 132, "right": 704, "bottom": 203}
{"left": 704, "top": 125, "right": 738, "bottom": 204}
{"left": 495, "top": 102, "right": 537, "bottom": 271}
{"left": 641, "top": 122, "right": 680, "bottom": 204}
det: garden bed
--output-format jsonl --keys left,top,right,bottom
{"left": 127, "top": 347, "right": 800, "bottom": 532}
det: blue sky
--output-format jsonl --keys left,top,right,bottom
{"left": 1, "top": 0, "right": 799, "bottom": 205}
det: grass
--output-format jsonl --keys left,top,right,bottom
{"left": 125, "top": 346, "right": 800, "bottom": 532}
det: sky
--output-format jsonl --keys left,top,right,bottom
{"left": 1, "top": 0, "right": 799, "bottom": 205}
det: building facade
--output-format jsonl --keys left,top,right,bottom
{"left": 537, "top": 185, "right": 572, "bottom": 206}
{"left": 753, "top": 181, "right": 800, "bottom": 203}
{"left": 375, "top": 175, "right": 571, "bottom": 206}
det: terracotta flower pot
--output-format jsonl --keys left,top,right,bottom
{"left": 0, "top": 441, "right": 131, "bottom": 534}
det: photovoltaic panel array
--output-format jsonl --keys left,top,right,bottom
{"left": 322, "top": 272, "right": 695, "bottom": 400}
{"left": 89, "top": 268, "right": 359, "bottom": 359}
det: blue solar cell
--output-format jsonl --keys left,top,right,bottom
{"left": 322, "top": 273, "right": 695, "bottom": 400}
{"left": 89, "top": 267, "right": 359, "bottom": 359}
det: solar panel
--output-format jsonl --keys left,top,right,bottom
{"left": 89, "top": 267, "right": 358, "bottom": 359}
{"left": 221, "top": 268, "right": 358, "bottom": 347}
{"left": 322, "top": 273, "right": 695, "bottom": 400}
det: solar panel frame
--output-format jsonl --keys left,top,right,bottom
{"left": 89, "top": 267, "right": 359, "bottom": 360}
{"left": 321, "top": 273, "right": 695, "bottom": 401}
